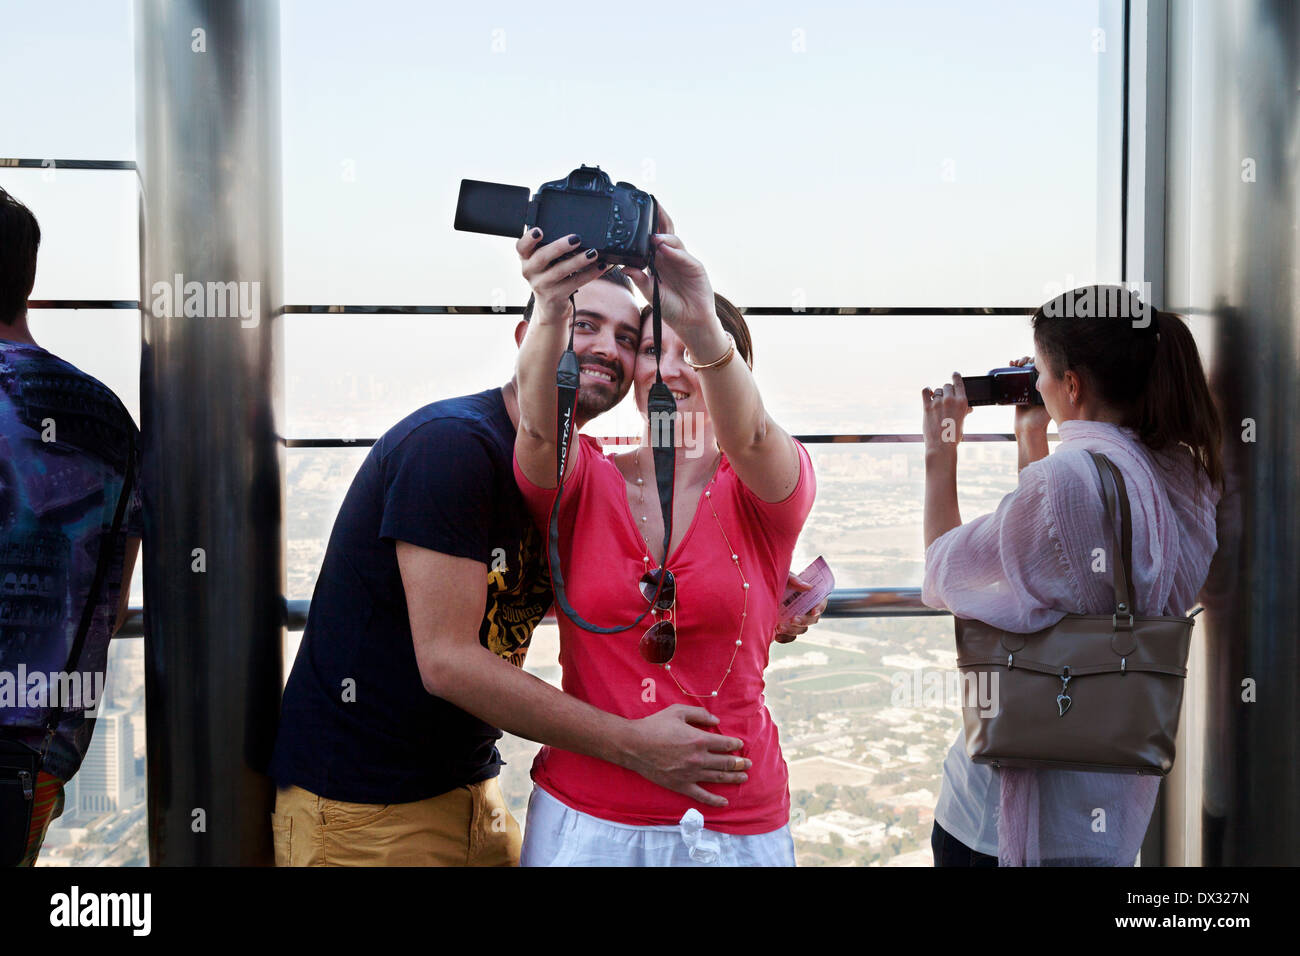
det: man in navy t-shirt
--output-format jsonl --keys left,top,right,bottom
{"left": 269, "top": 229, "right": 823, "bottom": 865}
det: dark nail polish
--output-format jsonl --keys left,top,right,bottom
{"left": 531, "top": 228, "right": 541, "bottom": 239}
{"left": 569, "top": 235, "right": 581, "bottom": 245}
{"left": 585, "top": 248, "right": 598, "bottom": 259}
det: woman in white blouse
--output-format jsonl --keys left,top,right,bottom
{"left": 920, "top": 285, "right": 1223, "bottom": 866}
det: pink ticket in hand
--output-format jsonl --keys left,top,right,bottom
{"left": 779, "top": 557, "right": 835, "bottom": 623}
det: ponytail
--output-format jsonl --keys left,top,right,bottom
{"left": 1134, "top": 308, "right": 1225, "bottom": 493}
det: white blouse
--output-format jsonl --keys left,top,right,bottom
{"left": 923, "top": 420, "right": 1219, "bottom": 865}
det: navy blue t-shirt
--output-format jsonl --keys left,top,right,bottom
{"left": 269, "top": 388, "right": 553, "bottom": 804}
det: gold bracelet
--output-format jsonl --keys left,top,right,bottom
{"left": 684, "top": 332, "right": 736, "bottom": 371}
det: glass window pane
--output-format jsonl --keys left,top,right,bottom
{"left": 21, "top": 309, "right": 140, "bottom": 424}
{"left": 798, "top": 442, "right": 1022, "bottom": 590}
{"left": 0, "top": 1, "right": 135, "bottom": 160}
{"left": 286, "top": 447, "right": 371, "bottom": 600}
{"left": 773, "top": 616, "right": 963, "bottom": 866}
{"left": 283, "top": 414, "right": 1026, "bottom": 602}
{"left": 284, "top": 315, "right": 521, "bottom": 440}
{"left": 36, "top": 637, "right": 148, "bottom": 866}
{"left": 740, "top": 315, "right": 1032, "bottom": 436}
{"left": 281, "top": 0, "right": 1120, "bottom": 308}
{"left": 285, "top": 312, "right": 1035, "bottom": 439}
{"left": 0, "top": 169, "right": 140, "bottom": 302}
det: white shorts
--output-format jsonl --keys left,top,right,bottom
{"left": 519, "top": 785, "right": 795, "bottom": 867}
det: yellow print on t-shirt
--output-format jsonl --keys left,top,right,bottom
{"left": 481, "top": 521, "right": 552, "bottom": 668}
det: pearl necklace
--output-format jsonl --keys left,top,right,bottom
{"left": 633, "top": 447, "right": 749, "bottom": 699}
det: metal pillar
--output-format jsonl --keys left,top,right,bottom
{"left": 1123, "top": 0, "right": 1173, "bottom": 866}
{"left": 135, "top": 0, "right": 284, "bottom": 865}
{"left": 1163, "top": 0, "right": 1300, "bottom": 865}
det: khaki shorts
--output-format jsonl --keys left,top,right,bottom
{"left": 272, "top": 777, "right": 521, "bottom": 866}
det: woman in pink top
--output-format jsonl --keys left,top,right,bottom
{"left": 921, "top": 285, "right": 1223, "bottom": 866}
{"left": 512, "top": 226, "right": 815, "bottom": 866}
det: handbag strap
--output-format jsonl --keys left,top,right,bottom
{"left": 1087, "top": 451, "right": 1134, "bottom": 620}
{"left": 43, "top": 431, "right": 137, "bottom": 739}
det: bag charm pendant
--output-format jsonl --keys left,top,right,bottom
{"left": 1056, "top": 666, "right": 1072, "bottom": 717}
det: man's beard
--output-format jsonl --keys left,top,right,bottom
{"left": 575, "top": 360, "right": 623, "bottom": 420}
{"left": 576, "top": 385, "right": 621, "bottom": 420}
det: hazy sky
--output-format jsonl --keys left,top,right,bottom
{"left": 2, "top": 0, "right": 1118, "bottom": 439}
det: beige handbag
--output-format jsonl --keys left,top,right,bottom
{"left": 954, "top": 451, "right": 1198, "bottom": 775}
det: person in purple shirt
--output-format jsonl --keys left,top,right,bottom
{"left": 0, "top": 187, "right": 142, "bottom": 866}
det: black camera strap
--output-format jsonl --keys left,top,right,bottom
{"left": 547, "top": 241, "right": 676, "bottom": 633}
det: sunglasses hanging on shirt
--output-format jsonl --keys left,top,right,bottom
{"left": 547, "top": 235, "right": 678, "bottom": 633}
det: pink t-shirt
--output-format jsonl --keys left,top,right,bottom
{"left": 514, "top": 435, "right": 816, "bottom": 834}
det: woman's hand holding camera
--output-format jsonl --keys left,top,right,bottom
{"left": 922, "top": 373, "right": 967, "bottom": 546}
{"left": 621, "top": 219, "right": 726, "bottom": 360}
{"left": 515, "top": 227, "right": 615, "bottom": 325}
{"left": 1010, "top": 355, "right": 1051, "bottom": 436}
{"left": 921, "top": 373, "right": 971, "bottom": 453}
{"left": 1010, "top": 355, "right": 1051, "bottom": 469}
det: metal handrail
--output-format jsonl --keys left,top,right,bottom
{"left": 0, "top": 159, "right": 137, "bottom": 170}
{"left": 26, "top": 299, "right": 140, "bottom": 310}
{"left": 280, "top": 304, "right": 1035, "bottom": 316}
{"left": 287, "top": 433, "right": 1049, "bottom": 448}
{"left": 113, "top": 587, "right": 948, "bottom": 638}
{"left": 25, "top": 300, "right": 1036, "bottom": 316}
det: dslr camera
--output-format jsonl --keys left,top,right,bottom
{"left": 454, "top": 164, "right": 658, "bottom": 269}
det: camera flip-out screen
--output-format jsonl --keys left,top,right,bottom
{"left": 454, "top": 180, "right": 531, "bottom": 237}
